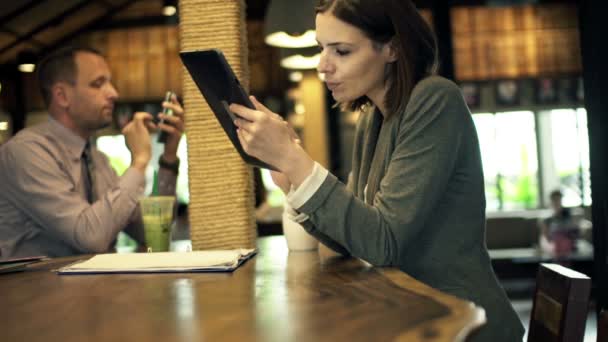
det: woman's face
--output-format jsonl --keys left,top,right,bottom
{"left": 316, "top": 11, "right": 395, "bottom": 109}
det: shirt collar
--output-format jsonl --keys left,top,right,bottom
{"left": 47, "top": 117, "right": 89, "bottom": 160}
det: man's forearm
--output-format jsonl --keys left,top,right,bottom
{"left": 158, "top": 160, "right": 178, "bottom": 196}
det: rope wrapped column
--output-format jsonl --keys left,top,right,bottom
{"left": 179, "top": 0, "right": 257, "bottom": 250}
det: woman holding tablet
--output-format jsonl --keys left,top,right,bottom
{"left": 230, "top": 1, "right": 524, "bottom": 340}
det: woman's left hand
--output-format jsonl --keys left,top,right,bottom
{"left": 230, "top": 96, "right": 299, "bottom": 172}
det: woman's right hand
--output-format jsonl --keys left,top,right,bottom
{"left": 270, "top": 170, "right": 291, "bottom": 194}
{"left": 270, "top": 120, "right": 302, "bottom": 194}
{"left": 232, "top": 96, "right": 314, "bottom": 189}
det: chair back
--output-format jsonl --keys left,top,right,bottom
{"left": 528, "top": 263, "right": 591, "bottom": 342}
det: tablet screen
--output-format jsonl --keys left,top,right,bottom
{"left": 180, "top": 49, "right": 276, "bottom": 170}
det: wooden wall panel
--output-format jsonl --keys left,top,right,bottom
{"left": 451, "top": 4, "right": 581, "bottom": 81}
{"left": 86, "top": 26, "right": 181, "bottom": 100}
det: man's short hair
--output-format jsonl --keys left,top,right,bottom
{"left": 36, "top": 45, "right": 103, "bottom": 107}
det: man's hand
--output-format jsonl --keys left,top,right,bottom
{"left": 158, "top": 93, "right": 185, "bottom": 163}
{"left": 122, "top": 112, "right": 155, "bottom": 173}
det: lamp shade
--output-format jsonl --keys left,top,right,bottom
{"left": 264, "top": 0, "right": 317, "bottom": 48}
{"left": 18, "top": 50, "right": 37, "bottom": 73}
{"left": 280, "top": 46, "right": 320, "bottom": 70}
{"left": 162, "top": 0, "right": 177, "bottom": 16}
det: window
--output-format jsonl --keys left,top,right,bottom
{"left": 96, "top": 133, "right": 190, "bottom": 204}
{"left": 472, "top": 108, "right": 590, "bottom": 211}
{"left": 260, "top": 168, "right": 285, "bottom": 207}
{"left": 473, "top": 111, "right": 539, "bottom": 210}
{"left": 538, "top": 108, "right": 590, "bottom": 207}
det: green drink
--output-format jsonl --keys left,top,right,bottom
{"left": 140, "top": 196, "right": 175, "bottom": 252}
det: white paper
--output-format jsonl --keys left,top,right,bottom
{"left": 57, "top": 249, "right": 256, "bottom": 274}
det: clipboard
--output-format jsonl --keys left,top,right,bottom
{"left": 0, "top": 261, "right": 33, "bottom": 274}
{"left": 179, "top": 49, "right": 277, "bottom": 170}
{"left": 56, "top": 249, "right": 257, "bottom": 274}
{"left": 0, "top": 255, "right": 47, "bottom": 265}
{"left": 0, "top": 256, "right": 47, "bottom": 274}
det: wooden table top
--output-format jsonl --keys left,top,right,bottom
{"left": 0, "top": 236, "right": 485, "bottom": 341}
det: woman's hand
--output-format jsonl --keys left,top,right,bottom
{"left": 270, "top": 170, "right": 291, "bottom": 194}
{"left": 230, "top": 97, "right": 294, "bottom": 169}
{"left": 230, "top": 96, "right": 314, "bottom": 188}
{"left": 271, "top": 134, "right": 304, "bottom": 194}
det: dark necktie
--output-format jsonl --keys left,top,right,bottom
{"left": 81, "top": 142, "right": 96, "bottom": 203}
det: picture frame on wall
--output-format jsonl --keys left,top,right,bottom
{"left": 535, "top": 78, "right": 558, "bottom": 104}
{"left": 495, "top": 80, "right": 520, "bottom": 106}
{"left": 460, "top": 82, "right": 480, "bottom": 109}
{"left": 557, "top": 77, "right": 579, "bottom": 103}
{"left": 576, "top": 76, "right": 585, "bottom": 102}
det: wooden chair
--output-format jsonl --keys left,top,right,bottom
{"left": 528, "top": 263, "right": 591, "bottom": 342}
{"left": 598, "top": 310, "right": 607, "bottom": 342}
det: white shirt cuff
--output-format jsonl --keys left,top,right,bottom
{"left": 286, "top": 161, "right": 329, "bottom": 210}
{"left": 284, "top": 202, "right": 309, "bottom": 223}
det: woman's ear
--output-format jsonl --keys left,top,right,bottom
{"left": 382, "top": 40, "right": 398, "bottom": 63}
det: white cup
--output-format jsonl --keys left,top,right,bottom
{"left": 282, "top": 212, "right": 318, "bottom": 251}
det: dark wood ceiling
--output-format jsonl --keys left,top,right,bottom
{"left": 0, "top": 0, "right": 279, "bottom": 66}
{"left": 0, "top": 0, "right": 142, "bottom": 65}
{"left": 0, "top": 0, "right": 575, "bottom": 66}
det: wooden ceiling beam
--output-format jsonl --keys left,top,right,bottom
{"left": 0, "top": 0, "right": 92, "bottom": 55}
{"left": 0, "top": 28, "right": 46, "bottom": 49}
{"left": 36, "top": 0, "right": 139, "bottom": 56}
{"left": 0, "top": 0, "right": 41, "bottom": 24}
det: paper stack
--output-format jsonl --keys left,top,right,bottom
{"left": 57, "top": 249, "right": 256, "bottom": 274}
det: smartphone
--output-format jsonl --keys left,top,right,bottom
{"left": 157, "top": 91, "right": 174, "bottom": 143}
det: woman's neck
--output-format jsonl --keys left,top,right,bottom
{"left": 367, "top": 85, "right": 388, "bottom": 117}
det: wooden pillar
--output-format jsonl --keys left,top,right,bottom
{"left": 180, "top": 0, "right": 256, "bottom": 250}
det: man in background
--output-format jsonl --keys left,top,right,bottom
{"left": 0, "top": 46, "right": 184, "bottom": 258}
{"left": 540, "top": 190, "right": 581, "bottom": 258}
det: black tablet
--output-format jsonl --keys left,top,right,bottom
{"left": 180, "top": 49, "right": 276, "bottom": 170}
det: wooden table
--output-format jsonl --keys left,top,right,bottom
{"left": 0, "top": 236, "right": 485, "bottom": 341}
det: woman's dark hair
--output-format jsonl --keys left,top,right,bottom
{"left": 316, "top": 0, "right": 438, "bottom": 118}
{"left": 37, "top": 45, "right": 103, "bottom": 107}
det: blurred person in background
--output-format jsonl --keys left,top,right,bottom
{"left": 0, "top": 46, "right": 184, "bottom": 258}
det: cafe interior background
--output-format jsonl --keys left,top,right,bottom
{"left": 0, "top": 0, "right": 605, "bottom": 338}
